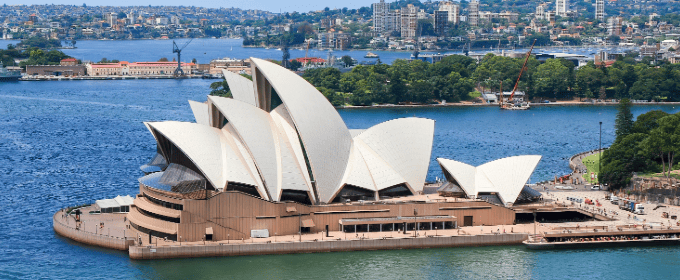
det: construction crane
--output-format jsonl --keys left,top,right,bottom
{"left": 172, "top": 39, "right": 193, "bottom": 77}
{"left": 501, "top": 39, "right": 536, "bottom": 110}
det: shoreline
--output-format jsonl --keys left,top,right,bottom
{"left": 337, "top": 101, "right": 680, "bottom": 110}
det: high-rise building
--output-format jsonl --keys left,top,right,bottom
{"left": 607, "top": 16, "right": 622, "bottom": 36}
{"left": 555, "top": 0, "right": 568, "bottom": 17}
{"left": 128, "top": 12, "right": 136, "bottom": 24}
{"left": 468, "top": 0, "right": 479, "bottom": 27}
{"left": 535, "top": 3, "right": 546, "bottom": 20}
{"left": 434, "top": 10, "right": 449, "bottom": 36}
{"left": 106, "top": 12, "right": 118, "bottom": 26}
{"left": 439, "top": 1, "right": 460, "bottom": 24}
{"left": 386, "top": 10, "right": 401, "bottom": 34}
{"left": 372, "top": 0, "right": 390, "bottom": 34}
{"left": 595, "top": 0, "right": 605, "bottom": 21}
{"left": 401, "top": 4, "right": 417, "bottom": 38}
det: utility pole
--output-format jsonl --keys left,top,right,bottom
{"left": 599, "top": 121, "right": 602, "bottom": 185}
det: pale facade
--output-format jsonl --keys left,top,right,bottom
{"left": 87, "top": 61, "right": 193, "bottom": 76}
{"left": 595, "top": 0, "right": 605, "bottom": 21}
{"left": 439, "top": 1, "right": 460, "bottom": 24}
{"left": 468, "top": 0, "right": 479, "bottom": 27}
{"left": 400, "top": 4, "right": 417, "bottom": 38}
{"left": 555, "top": 0, "right": 568, "bottom": 17}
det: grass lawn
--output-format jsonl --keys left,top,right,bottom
{"left": 582, "top": 152, "right": 601, "bottom": 184}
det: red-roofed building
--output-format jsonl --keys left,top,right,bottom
{"left": 293, "top": 57, "right": 326, "bottom": 65}
{"left": 87, "top": 61, "right": 195, "bottom": 76}
{"left": 60, "top": 58, "right": 78, "bottom": 66}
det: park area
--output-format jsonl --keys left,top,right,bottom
{"left": 582, "top": 153, "right": 601, "bottom": 184}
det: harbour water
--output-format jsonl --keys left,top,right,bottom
{"left": 2, "top": 80, "right": 680, "bottom": 279}
{"left": 1, "top": 38, "right": 634, "bottom": 65}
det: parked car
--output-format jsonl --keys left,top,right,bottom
{"left": 591, "top": 185, "right": 601, "bottom": 190}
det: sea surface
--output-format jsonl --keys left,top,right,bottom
{"left": 1, "top": 38, "right": 635, "bottom": 65}
{"left": 1, "top": 80, "right": 680, "bottom": 279}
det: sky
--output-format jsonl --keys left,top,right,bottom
{"left": 3, "top": 0, "right": 381, "bottom": 13}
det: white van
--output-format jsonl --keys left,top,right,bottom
{"left": 610, "top": 196, "right": 619, "bottom": 205}
{"left": 635, "top": 204, "right": 645, "bottom": 215}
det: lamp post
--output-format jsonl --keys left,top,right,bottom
{"left": 599, "top": 121, "right": 602, "bottom": 185}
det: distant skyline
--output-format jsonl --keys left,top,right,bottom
{"left": 2, "top": 0, "right": 380, "bottom": 13}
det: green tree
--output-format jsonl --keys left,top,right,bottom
{"left": 209, "top": 79, "right": 231, "bottom": 97}
{"left": 533, "top": 59, "right": 570, "bottom": 98}
{"left": 614, "top": 98, "right": 634, "bottom": 142}
{"left": 642, "top": 115, "right": 680, "bottom": 179}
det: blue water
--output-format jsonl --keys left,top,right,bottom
{"left": 1, "top": 80, "right": 680, "bottom": 279}
{"left": 1, "top": 38, "right": 635, "bottom": 65}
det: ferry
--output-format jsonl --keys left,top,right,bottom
{"left": 524, "top": 227, "right": 680, "bottom": 249}
{"left": 364, "top": 52, "right": 379, "bottom": 58}
{"left": 0, "top": 62, "right": 21, "bottom": 82}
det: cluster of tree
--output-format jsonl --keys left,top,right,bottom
{"left": 601, "top": 99, "right": 680, "bottom": 189}
{"left": 298, "top": 52, "right": 680, "bottom": 107}
{"left": 16, "top": 37, "right": 62, "bottom": 49}
{"left": 4, "top": 48, "right": 72, "bottom": 69}
{"left": 303, "top": 55, "right": 477, "bottom": 106}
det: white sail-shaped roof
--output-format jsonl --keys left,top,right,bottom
{"left": 437, "top": 155, "right": 542, "bottom": 204}
{"left": 221, "top": 69, "right": 256, "bottom": 106}
{"left": 145, "top": 121, "right": 227, "bottom": 190}
{"left": 188, "top": 100, "right": 210, "bottom": 126}
{"left": 250, "top": 58, "right": 352, "bottom": 204}
{"left": 208, "top": 96, "right": 278, "bottom": 198}
{"left": 141, "top": 57, "right": 437, "bottom": 205}
{"left": 437, "top": 158, "right": 477, "bottom": 196}
{"left": 477, "top": 155, "right": 542, "bottom": 205}
{"left": 356, "top": 118, "right": 435, "bottom": 193}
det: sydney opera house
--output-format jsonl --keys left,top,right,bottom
{"left": 127, "top": 58, "right": 537, "bottom": 242}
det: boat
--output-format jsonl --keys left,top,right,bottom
{"left": 524, "top": 227, "right": 680, "bottom": 250}
{"left": 364, "top": 52, "right": 379, "bottom": 58}
{"left": 0, "top": 62, "right": 21, "bottom": 82}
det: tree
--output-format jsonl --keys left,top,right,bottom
{"left": 209, "top": 79, "right": 231, "bottom": 97}
{"left": 533, "top": 59, "right": 570, "bottom": 98}
{"left": 158, "top": 57, "right": 169, "bottom": 62}
{"left": 614, "top": 98, "right": 634, "bottom": 142}
{"left": 642, "top": 115, "right": 680, "bottom": 180}
{"left": 341, "top": 55, "right": 355, "bottom": 67}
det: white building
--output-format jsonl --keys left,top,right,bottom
{"left": 437, "top": 156, "right": 543, "bottom": 206}
{"left": 138, "top": 59, "right": 436, "bottom": 205}
{"left": 372, "top": 0, "right": 390, "bottom": 34}
{"left": 156, "top": 17, "right": 169, "bottom": 25}
{"left": 595, "top": 0, "right": 605, "bottom": 21}
{"left": 401, "top": 4, "right": 418, "bottom": 38}
{"left": 439, "top": 1, "right": 460, "bottom": 24}
{"left": 468, "top": 0, "right": 480, "bottom": 27}
{"left": 555, "top": 0, "right": 568, "bottom": 17}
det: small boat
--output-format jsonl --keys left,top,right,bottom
{"left": 364, "top": 52, "right": 379, "bottom": 58}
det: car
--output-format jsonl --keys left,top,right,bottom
{"left": 555, "top": 185, "right": 564, "bottom": 190}
{"left": 591, "top": 185, "right": 601, "bottom": 190}
{"left": 562, "top": 185, "right": 574, "bottom": 190}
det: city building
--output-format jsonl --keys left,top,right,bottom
{"left": 536, "top": 3, "right": 547, "bottom": 21}
{"left": 595, "top": 0, "right": 605, "bottom": 21}
{"left": 607, "top": 16, "right": 622, "bottom": 36}
{"left": 434, "top": 11, "right": 449, "bottom": 36}
{"left": 555, "top": 0, "right": 568, "bottom": 17}
{"left": 401, "top": 4, "right": 418, "bottom": 38}
{"left": 437, "top": 156, "right": 543, "bottom": 206}
{"left": 439, "top": 1, "right": 460, "bottom": 24}
{"left": 468, "top": 0, "right": 480, "bottom": 27}
{"left": 87, "top": 61, "right": 194, "bottom": 76}
{"left": 126, "top": 58, "right": 523, "bottom": 242}
{"left": 372, "top": 0, "right": 390, "bottom": 34}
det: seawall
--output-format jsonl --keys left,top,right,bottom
{"left": 52, "top": 210, "right": 135, "bottom": 251}
{"left": 128, "top": 233, "right": 527, "bottom": 260}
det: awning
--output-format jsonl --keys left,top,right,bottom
{"left": 286, "top": 206, "right": 297, "bottom": 213}
{"left": 206, "top": 227, "right": 213, "bottom": 235}
{"left": 301, "top": 219, "right": 315, "bottom": 228}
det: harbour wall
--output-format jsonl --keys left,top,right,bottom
{"left": 52, "top": 210, "right": 135, "bottom": 251}
{"left": 128, "top": 233, "right": 527, "bottom": 260}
